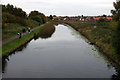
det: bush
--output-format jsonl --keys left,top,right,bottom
{"left": 25, "top": 19, "right": 39, "bottom": 28}
{"left": 112, "top": 22, "right": 120, "bottom": 54}
{"left": 111, "top": 1, "right": 120, "bottom": 54}
{"left": 29, "top": 11, "right": 47, "bottom": 24}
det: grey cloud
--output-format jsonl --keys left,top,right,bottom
{"left": 1, "top": 0, "right": 114, "bottom": 16}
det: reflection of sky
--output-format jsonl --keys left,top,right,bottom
{"left": 31, "top": 25, "right": 113, "bottom": 65}
{"left": 3, "top": 24, "right": 116, "bottom": 78}
{"left": 34, "top": 25, "right": 86, "bottom": 43}
{"left": 31, "top": 24, "right": 116, "bottom": 66}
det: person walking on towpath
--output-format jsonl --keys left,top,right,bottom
{"left": 22, "top": 27, "right": 26, "bottom": 33}
{"left": 2, "top": 23, "right": 46, "bottom": 45}
{"left": 18, "top": 32, "right": 22, "bottom": 38}
{"left": 28, "top": 27, "right": 31, "bottom": 33}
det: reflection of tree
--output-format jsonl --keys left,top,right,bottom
{"left": 2, "top": 41, "right": 29, "bottom": 73}
{"left": 2, "top": 56, "right": 8, "bottom": 73}
{"left": 15, "top": 41, "right": 29, "bottom": 52}
{"left": 111, "top": 68, "right": 120, "bottom": 80}
{"left": 109, "top": 59, "right": 120, "bottom": 80}
{"left": 67, "top": 23, "right": 120, "bottom": 80}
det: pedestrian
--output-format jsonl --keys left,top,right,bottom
{"left": 22, "top": 27, "right": 26, "bottom": 33}
{"left": 18, "top": 32, "right": 22, "bottom": 38}
{"left": 17, "top": 32, "right": 20, "bottom": 35}
{"left": 19, "top": 33, "right": 22, "bottom": 38}
{"left": 28, "top": 27, "right": 31, "bottom": 33}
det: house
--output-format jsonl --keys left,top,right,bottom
{"left": 53, "top": 16, "right": 61, "bottom": 20}
{"left": 86, "top": 17, "right": 94, "bottom": 21}
{"left": 79, "top": 17, "right": 86, "bottom": 21}
{"left": 85, "top": 16, "right": 100, "bottom": 21}
{"left": 58, "top": 16, "right": 112, "bottom": 21}
{"left": 105, "top": 16, "right": 112, "bottom": 21}
{"left": 93, "top": 17, "right": 101, "bottom": 21}
{"left": 84, "top": 16, "right": 112, "bottom": 21}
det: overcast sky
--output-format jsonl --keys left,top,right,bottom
{"left": 0, "top": 0, "right": 115, "bottom": 16}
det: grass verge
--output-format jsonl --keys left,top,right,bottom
{"left": 62, "top": 20, "right": 120, "bottom": 65}
{"left": 2, "top": 22, "right": 53, "bottom": 56}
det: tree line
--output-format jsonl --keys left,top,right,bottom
{"left": 2, "top": 4, "right": 47, "bottom": 27}
{"left": 111, "top": 1, "right": 120, "bottom": 54}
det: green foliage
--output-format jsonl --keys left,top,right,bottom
{"left": 2, "top": 23, "right": 23, "bottom": 40}
{"left": 2, "top": 22, "right": 54, "bottom": 55}
{"left": 49, "top": 15, "right": 53, "bottom": 20}
{"left": 112, "top": 21, "right": 120, "bottom": 54}
{"left": 2, "top": 4, "right": 27, "bottom": 26}
{"left": 25, "top": 19, "right": 39, "bottom": 28}
{"left": 2, "top": 4, "right": 27, "bottom": 18}
{"left": 111, "top": 1, "right": 120, "bottom": 54}
{"left": 2, "top": 4, "right": 47, "bottom": 40}
{"left": 2, "top": 4, "right": 47, "bottom": 26}
{"left": 2, "top": 12, "right": 26, "bottom": 26}
{"left": 2, "top": 12, "right": 16, "bottom": 23}
{"left": 29, "top": 10, "right": 47, "bottom": 24}
{"left": 37, "top": 22, "right": 55, "bottom": 38}
{"left": 109, "top": 21, "right": 118, "bottom": 29}
{"left": 2, "top": 32, "right": 33, "bottom": 55}
{"left": 111, "top": 2, "right": 120, "bottom": 21}
{"left": 63, "top": 21, "right": 120, "bottom": 65}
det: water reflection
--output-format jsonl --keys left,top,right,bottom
{"left": 2, "top": 25, "right": 56, "bottom": 74}
{"left": 2, "top": 24, "right": 120, "bottom": 78}
{"left": 2, "top": 56, "right": 8, "bottom": 73}
{"left": 66, "top": 24, "right": 88, "bottom": 42}
{"left": 66, "top": 24, "right": 120, "bottom": 79}
{"left": 111, "top": 68, "right": 120, "bottom": 80}
{"left": 2, "top": 41, "right": 30, "bottom": 73}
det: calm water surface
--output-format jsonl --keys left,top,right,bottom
{"left": 2, "top": 24, "right": 119, "bottom": 78}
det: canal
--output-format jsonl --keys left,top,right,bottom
{"left": 2, "top": 24, "right": 120, "bottom": 78}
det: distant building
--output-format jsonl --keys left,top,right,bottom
{"left": 106, "top": 16, "right": 112, "bottom": 21}
{"left": 59, "top": 16, "right": 112, "bottom": 21}
{"left": 53, "top": 16, "right": 61, "bottom": 20}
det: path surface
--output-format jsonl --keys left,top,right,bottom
{"left": 2, "top": 24, "right": 45, "bottom": 45}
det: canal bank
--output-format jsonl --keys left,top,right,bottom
{"left": 2, "top": 24, "right": 119, "bottom": 78}
{"left": 2, "top": 22, "right": 54, "bottom": 56}
{"left": 62, "top": 21, "right": 120, "bottom": 66}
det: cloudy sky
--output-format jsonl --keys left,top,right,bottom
{"left": 0, "top": 0, "right": 115, "bottom": 16}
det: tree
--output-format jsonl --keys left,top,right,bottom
{"left": 49, "top": 15, "right": 53, "bottom": 20}
{"left": 102, "top": 14, "right": 107, "bottom": 17}
{"left": 29, "top": 11, "right": 46, "bottom": 24}
{"left": 2, "top": 4, "right": 27, "bottom": 18}
{"left": 81, "top": 15, "right": 84, "bottom": 17}
{"left": 111, "top": 1, "right": 120, "bottom": 54}
{"left": 2, "top": 4, "right": 27, "bottom": 26}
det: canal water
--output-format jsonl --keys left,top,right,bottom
{"left": 2, "top": 24, "right": 120, "bottom": 78}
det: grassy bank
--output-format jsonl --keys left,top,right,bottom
{"left": 35, "top": 22, "right": 55, "bottom": 39}
{"left": 2, "top": 22, "right": 54, "bottom": 56}
{"left": 62, "top": 20, "right": 120, "bottom": 65}
{"left": 2, "top": 19, "right": 39, "bottom": 41}
{"left": 2, "top": 4, "right": 47, "bottom": 41}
